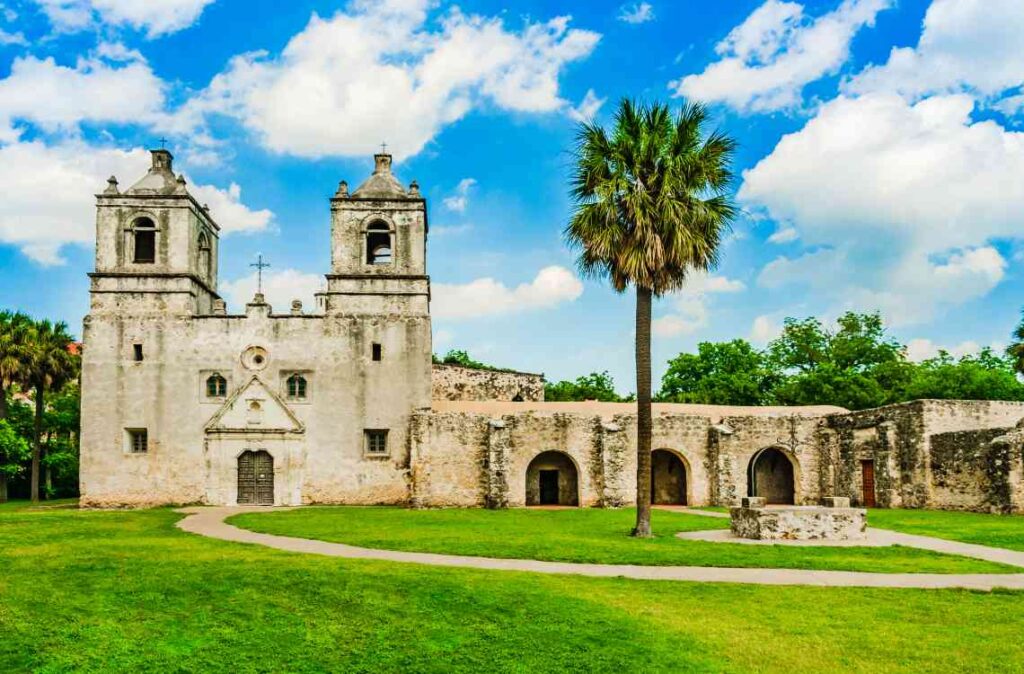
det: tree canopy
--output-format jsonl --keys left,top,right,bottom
{"left": 545, "top": 371, "right": 632, "bottom": 402}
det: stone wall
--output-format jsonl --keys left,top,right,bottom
{"left": 929, "top": 428, "right": 1012, "bottom": 511}
{"left": 431, "top": 364, "right": 545, "bottom": 402}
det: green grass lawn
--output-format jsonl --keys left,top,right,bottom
{"left": 2, "top": 504, "right": 1024, "bottom": 672}
{"left": 870, "top": 508, "right": 1024, "bottom": 551}
{"left": 229, "top": 506, "right": 1013, "bottom": 574}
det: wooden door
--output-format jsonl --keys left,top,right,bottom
{"left": 255, "top": 451, "right": 274, "bottom": 505}
{"left": 861, "top": 460, "right": 876, "bottom": 508}
{"left": 237, "top": 451, "right": 256, "bottom": 505}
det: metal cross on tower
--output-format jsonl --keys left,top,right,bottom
{"left": 250, "top": 254, "right": 271, "bottom": 295}
{"left": 158, "top": 137, "right": 169, "bottom": 149}
{"left": 380, "top": 141, "right": 387, "bottom": 154}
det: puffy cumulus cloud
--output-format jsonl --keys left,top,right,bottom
{"left": 0, "top": 140, "right": 273, "bottom": 265}
{"left": 618, "top": 3, "right": 654, "bottom": 25}
{"left": 653, "top": 272, "right": 745, "bottom": 339}
{"left": 432, "top": 266, "right": 583, "bottom": 320}
{"left": 220, "top": 268, "right": 323, "bottom": 314}
{"left": 671, "top": 0, "right": 891, "bottom": 113}
{"left": 186, "top": 1, "right": 599, "bottom": 159}
{"left": 846, "top": 0, "right": 1024, "bottom": 102}
{"left": 766, "top": 225, "right": 799, "bottom": 244}
{"left": 33, "top": 0, "right": 217, "bottom": 37}
{"left": 0, "top": 51, "right": 166, "bottom": 140}
{"left": 188, "top": 182, "right": 273, "bottom": 235}
{"left": 567, "top": 88, "right": 605, "bottom": 123}
{"left": 904, "top": 338, "right": 990, "bottom": 362}
{"left": 442, "top": 177, "right": 476, "bottom": 213}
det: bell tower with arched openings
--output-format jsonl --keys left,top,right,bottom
{"left": 320, "top": 151, "right": 428, "bottom": 316}
{"left": 91, "top": 148, "right": 221, "bottom": 316}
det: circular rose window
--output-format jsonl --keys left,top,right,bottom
{"left": 241, "top": 345, "right": 269, "bottom": 371}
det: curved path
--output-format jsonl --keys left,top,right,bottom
{"left": 176, "top": 506, "right": 1024, "bottom": 590}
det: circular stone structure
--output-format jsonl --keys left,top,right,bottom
{"left": 730, "top": 496, "right": 867, "bottom": 541}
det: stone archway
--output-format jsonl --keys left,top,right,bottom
{"left": 748, "top": 447, "right": 795, "bottom": 505}
{"left": 651, "top": 449, "right": 688, "bottom": 505}
{"left": 237, "top": 450, "right": 274, "bottom": 505}
{"left": 525, "top": 451, "right": 579, "bottom": 506}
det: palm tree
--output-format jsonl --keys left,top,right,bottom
{"left": 1009, "top": 312, "right": 1024, "bottom": 375}
{"left": 0, "top": 310, "right": 32, "bottom": 423}
{"left": 566, "top": 99, "right": 737, "bottom": 537}
{"left": 24, "top": 320, "right": 78, "bottom": 503}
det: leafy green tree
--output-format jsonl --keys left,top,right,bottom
{"left": 1008, "top": 312, "right": 1024, "bottom": 375}
{"left": 566, "top": 99, "right": 737, "bottom": 536}
{"left": 0, "top": 419, "right": 29, "bottom": 503}
{"left": 902, "top": 349, "right": 1024, "bottom": 402}
{"left": 433, "top": 350, "right": 509, "bottom": 372}
{"left": 658, "top": 339, "right": 777, "bottom": 405}
{"left": 545, "top": 371, "right": 630, "bottom": 402}
{"left": 766, "top": 312, "right": 911, "bottom": 410}
{"left": 24, "top": 320, "right": 78, "bottom": 502}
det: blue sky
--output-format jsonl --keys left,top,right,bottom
{"left": 2, "top": 0, "right": 1023, "bottom": 393}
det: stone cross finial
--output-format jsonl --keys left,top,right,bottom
{"left": 408, "top": 180, "right": 420, "bottom": 197}
{"left": 104, "top": 176, "right": 119, "bottom": 195}
{"left": 335, "top": 180, "right": 349, "bottom": 198}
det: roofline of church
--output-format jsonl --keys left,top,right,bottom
{"left": 88, "top": 271, "right": 222, "bottom": 300}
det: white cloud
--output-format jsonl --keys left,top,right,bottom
{"left": 750, "top": 315, "right": 782, "bottom": 345}
{"left": 0, "top": 27, "right": 26, "bottom": 45}
{"left": 671, "top": 0, "right": 892, "bottom": 113}
{"left": 653, "top": 272, "right": 745, "bottom": 339}
{"left": 567, "top": 88, "right": 605, "bottom": 122}
{"left": 905, "top": 338, "right": 987, "bottom": 362}
{"left": 0, "top": 140, "right": 273, "bottom": 264}
{"left": 846, "top": 0, "right": 1024, "bottom": 102}
{"left": 33, "top": 0, "right": 217, "bottom": 37}
{"left": 742, "top": 92, "right": 1024, "bottom": 323}
{"left": 442, "top": 177, "right": 476, "bottom": 213}
{"left": 432, "top": 265, "right": 583, "bottom": 319}
{"left": 220, "top": 268, "right": 323, "bottom": 314}
{"left": 618, "top": 3, "right": 654, "bottom": 25}
{"left": 186, "top": 1, "right": 599, "bottom": 159}
{"left": 767, "top": 226, "right": 799, "bottom": 244}
{"left": 0, "top": 52, "right": 166, "bottom": 140}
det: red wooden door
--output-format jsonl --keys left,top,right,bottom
{"left": 861, "top": 460, "right": 876, "bottom": 508}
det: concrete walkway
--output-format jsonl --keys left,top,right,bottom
{"left": 175, "top": 507, "right": 1024, "bottom": 590}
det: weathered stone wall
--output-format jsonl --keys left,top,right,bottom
{"left": 929, "top": 428, "right": 1013, "bottom": 511}
{"left": 431, "top": 364, "right": 544, "bottom": 402}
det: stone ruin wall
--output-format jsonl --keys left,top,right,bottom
{"left": 431, "top": 364, "right": 545, "bottom": 402}
{"left": 409, "top": 407, "right": 834, "bottom": 508}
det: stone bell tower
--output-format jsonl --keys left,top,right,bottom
{"left": 91, "top": 148, "right": 221, "bottom": 316}
{"left": 318, "top": 152, "right": 428, "bottom": 315}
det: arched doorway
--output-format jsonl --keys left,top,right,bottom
{"left": 525, "top": 451, "right": 579, "bottom": 506}
{"left": 651, "top": 449, "right": 687, "bottom": 505}
{"left": 747, "top": 448, "right": 795, "bottom": 505}
{"left": 238, "top": 450, "right": 274, "bottom": 505}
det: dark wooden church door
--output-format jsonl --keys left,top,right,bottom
{"left": 238, "top": 450, "right": 274, "bottom": 505}
{"left": 861, "top": 460, "right": 876, "bottom": 508}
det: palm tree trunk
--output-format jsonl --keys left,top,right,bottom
{"left": 632, "top": 286, "right": 653, "bottom": 538}
{"left": 0, "top": 382, "right": 8, "bottom": 422}
{"left": 30, "top": 380, "right": 43, "bottom": 503}
{"left": 0, "top": 473, "right": 7, "bottom": 503}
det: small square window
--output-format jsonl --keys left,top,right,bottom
{"left": 365, "top": 429, "right": 388, "bottom": 456}
{"left": 372, "top": 343, "right": 382, "bottom": 361}
{"left": 133, "top": 344, "right": 144, "bottom": 362}
{"left": 126, "top": 429, "right": 148, "bottom": 454}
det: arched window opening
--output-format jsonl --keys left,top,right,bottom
{"left": 747, "top": 447, "right": 796, "bottom": 505}
{"left": 206, "top": 373, "right": 227, "bottom": 398}
{"left": 286, "top": 373, "right": 307, "bottom": 400}
{"left": 525, "top": 451, "right": 579, "bottom": 506}
{"left": 133, "top": 217, "right": 156, "bottom": 264}
{"left": 651, "top": 449, "right": 688, "bottom": 505}
{"left": 366, "top": 221, "right": 392, "bottom": 265}
{"left": 198, "top": 232, "right": 211, "bottom": 279}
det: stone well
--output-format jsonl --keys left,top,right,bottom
{"left": 730, "top": 496, "right": 867, "bottom": 541}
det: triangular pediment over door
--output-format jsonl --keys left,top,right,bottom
{"left": 205, "top": 375, "right": 305, "bottom": 434}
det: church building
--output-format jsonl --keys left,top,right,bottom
{"left": 80, "top": 149, "right": 1024, "bottom": 513}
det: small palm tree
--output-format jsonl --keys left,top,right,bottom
{"left": 24, "top": 320, "right": 78, "bottom": 502}
{"left": 566, "top": 99, "right": 737, "bottom": 536}
{"left": 0, "top": 310, "right": 32, "bottom": 422}
{"left": 1009, "top": 312, "right": 1024, "bottom": 375}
